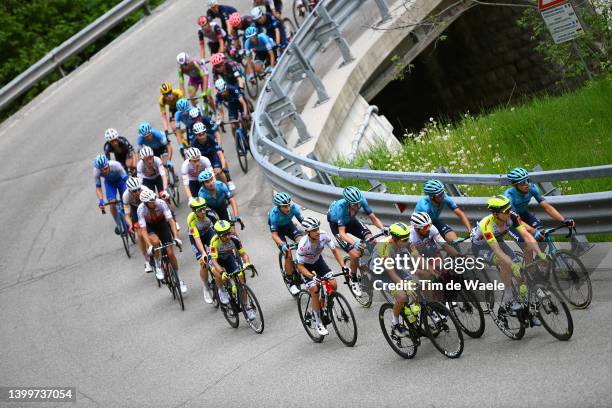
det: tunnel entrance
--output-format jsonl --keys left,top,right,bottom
{"left": 370, "top": 4, "right": 578, "bottom": 137}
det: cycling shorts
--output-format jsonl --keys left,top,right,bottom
{"left": 189, "top": 230, "right": 215, "bottom": 260}
{"left": 189, "top": 180, "right": 201, "bottom": 198}
{"left": 104, "top": 178, "right": 127, "bottom": 202}
{"left": 217, "top": 254, "right": 240, "bottom": 274}
{"left": 275, "top": 223, "right": 302, "bottom": 243}
{"left": 328, "top": 218, "right": 371, "bottom": 252}
{"left": 471, "top": 240, "right": 520, "bottom": 265}
{"left": 508, "top": 211, "right": 541, "bottom": 242}
{"left": 143, "top": 176, "right": 164, "bottom": 194}
{"left": 153, "top": 146, "right": 169, "bottom": 158}
{"left": 146, "top": 218, "right": 174, "bottom": 245}
{"left": 433, "top": 221, "right": 453, "bottom": 237}
{"left": 301, "top": 257, "right": 331, "bottom": 278}
{"left": 210, "top": 204, "right": 230, "bottom": 222}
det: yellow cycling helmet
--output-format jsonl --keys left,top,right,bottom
{"left": 389, "top": 222, "right": 410, "bottom": 240}
{"left": 214, "top": 220, "right": 232, "bottom": 234}
{"left": 189, "top": 197, "right": 207, "bottom": 211}
{"left": 160, "top": 82, "right": 172, "bottom": 94}
{"left": 487, "top": 195, "right": 511, "bottom": 213}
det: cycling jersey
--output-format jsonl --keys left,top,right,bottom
{"left": 93, "top": 160, "right": 127, "bottom": 188}
{"left": 137, "top": 157, "right": 166, "bottom": 180}
{"left": 504, "top": 184, "right": 545, "bottom": 215}
{"left": 206, "top": 4, "right": 238, "bottom": 31}
{"left": 255, "top": 13, "right": 287, "bottom": 47}
{"left": 103, "top": 136, "right": 133, "bottom": 165}
{"left": 190, "top": 133, "right": 222, "bottom": 164}
{"left": 178, "top": 59, "right": 207, "bottom": 82}
{"left": 327, "top": 198, "right": 373, "bottom": 227}
{"left": 471, "top": 212, "right": 525, "bottom": 246}
{"left": 198, "top": 22, "right": 227, "bottom": 43}
{"left": 198, "top": 181, "right": 233, "bottom": 209}
{"left": 409, "top": 225, "right": 445, "bottom": 254}
{"left": 253, "top": 0, "right": 282, "bottom": 14}
{"left": 137, "top": 129, "right": 168, "bottom": 152}
{"left": 296, "top": 231, "right": 335, "bottom": 264}
{"left": 268, "top": 203, "right": 304, "bottom": 232}
{"left": 122, "top": 186, "right": 152, "bottom": 208}
{"left": 230, "top": 15, "right": 256, "bottom": 33}
{"left": 245, "top": 33, "right": 276, "bottom": 53}
{"left": 181, "top": 157, "right": 213, "bottom": 185}
{"left": 369, "top": 237, "right": 411, "bottom": 280}
{"left": 213, "top": 61, "right": 242, "bottom": 84}
{"left": 210, "top": 234, "right": 245, "bottom": 260}
{"left": 187, "top": 210, "right": 218, "bottom": 239}
{"left": 137, "top": 199, "right": 172, "bottom": 227}
{"left": 159, "top": 89, "right": 184, "bottom": 114}
{"left": 215, "top": 85, "right": 245, "bottom": 107}
{"left": 414, "top": 195, "right": 458, "bottom": 223}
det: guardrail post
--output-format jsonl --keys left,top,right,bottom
{"left": 266, "top": 79, "right": 311, "bottom": 145}
{"left": 374, "top": 0, "right": 391, "bottom": 22}
{"left": 143, "top": 1, "right": 151, "bottom": 15}
{"left": 436, "top": 166, "right": 466, "bottom": 197}
{"left": 288, "top": 43, "right": 329, "bottom": 106}
{"left": 315, "top": 6, "right": 354, "bottom": 66}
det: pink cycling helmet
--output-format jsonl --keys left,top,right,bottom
{"left": 228, "top": 12, "right": 242, "bottom": 27}
{"left": 197, "top": 15, "right": 208, "bottom": 26}
{"left": 210, "top": 53, "right": 225, "bottom": 66}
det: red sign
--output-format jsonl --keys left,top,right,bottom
{"left": 395, "top": 203, "right": 407, "bottom": 214}
{"left": 538, "top": 0, "right": 566, "bottom": 10}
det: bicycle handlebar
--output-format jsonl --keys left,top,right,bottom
{"left": 539, "top": 224, "right": 576, "bottom": 239}
{"left": 153, "top": 241, "right": 183, "bottom": 253}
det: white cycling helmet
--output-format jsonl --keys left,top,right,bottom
{"left": 185, "top": 147, "right": 201, "bottom": 160}
{"left": 410, "top": 211, "right": 432, "bottom": 229}
{"left": 126, "top": 177, "right": 141, "bottom": 192}
{"left": 251, "top": 6, "right": 264, "bottom": 20}
{"left": 104, "top": 128, "right": 119, "bottom": 142}
{"left": 214, "top": 78, "right": 226, "bottom": 92}
{"left": 189, "top": 107, "right": 200, "bottom": 119}
{"left": 140, "top": 189, "right": 157, "bottom": 203}
{"left": 208, "top": 0, "right": 218, "bottom": 5}
{"left": 139, "top": 146, "right": 154, "bottom": 159}
{"left": 193, "top": 122, "right": 206, "bottom": 134}
{"left": 301, "top": 217, "right": 321, "bottom": 232}
{"left": 176, "top": 52, "right": 189, "bottom": 65}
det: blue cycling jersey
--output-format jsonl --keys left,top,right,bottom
{"left": 327, "top": 198, "right": 373, "bottom": 227}
{"left": 414, "top": 195, "right": 458, "bottom": 223}
{"left": 256, "top": 13, "right": 287, "bottom": 46}
{"left": 268, "top": 203, "right": 304, "bottom": 232}
{"left": 215, "top": 85, "right": 244, "bottom": 108}
{"left": 191, "top": 133, "right": 221, "bottom": 159}
{"left": 93, "top": 160, "right": 127, "bottom": 188}
{"left": 245, "top": 33, "right": 275, "bottom": 52}
{"left": 136, "top": 129, "right": 167, "bottom": 151}
{"left": 198, "top": 181, "right": 233, "bottom": 209}
{"left": 504, "top": 184, "right": 545, "bottom": 214}
{"left": 184, "top": 115, "right": 218, "bottom": 144}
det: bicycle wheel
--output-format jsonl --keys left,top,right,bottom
{"left": 447, "top": 289, "right": 485, "bottom": 338}
{"left": 552, "top": 250, "right": 592, "bottom": 309}
{"left": 343, "top": 257, "right": 372, "bottom": 308}
{"left": 117, "top": 214, "right": 131, "bottom": 258}
{"left": 297, "top": 290, "right": 324, "bottom": 343}
{"left": 168, "top": 264, "right": 185, "bottom": 311}
{"left": 422, "top": 302, "right": 464, "bottom": 358}
{"left": 208, "top": 271, "right": 220, "bottom": 309}
{"left": 169, "top": 168, "right": 181, "bottom": 207}
{"left": 221, "top": 286, "right": 240, "bottom": 328}
{"left": 235, "top": 128, "right": 249, "bottom": 174}
{"left": 278, "top": 252, "right": 298, "bottom": 297}
{"left": 488, "top": 288, "right": 525, "bottom": 340}
{"left": 532, "top": 283, "right": 573, "bottom": 341}
{"left": 246, "top": 73, "right": 259, "bottom": 99}
{"left": 239, "top": 284, "right": 264, "bottom": 334}
{"left": 378, "top": 303, "right": 418, "bottom": 359}
{"left": 292, "top": 0, "right": 311, "bottom": 28}
{"left": 329, "top": 292, "right": 358, "bottom": 347}
{"left": 283, "top": 17, "right": 297, "bottom": 41}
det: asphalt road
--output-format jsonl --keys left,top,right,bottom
{"left": 0, "top": 1, "right": 611, "bottom": 407}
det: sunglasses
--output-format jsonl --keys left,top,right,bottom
{"left": 515, "top": 178, "right": 530, "bottom": 185}
{"left": 195, "top": 207, "right": 207, "bottom": 213}
{"left": 433, "top": 192, "right": 445, "bottom": 198}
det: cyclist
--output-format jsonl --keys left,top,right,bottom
{"left": 182, "top": 147, "right": 213, "bottom": 199}
{"left": 251, "top": 7, "right": 287, "bottom": 52}
{"left": 244, "top": 27, "right": 277, "bottom": 82}
{"left": 369, "top": 222, "right": 414, "bottom": 337}
{"left": 504, "top": 167, "right": 575, "bottom": 240}
{"left": 136, "top": 122, "right": 173, "bottom": 168}
{"left": 214, "top": 78, "right": 250, "bottom": 140}
{"left": 268, "top": 192, "right": 304, "bottom": 295}
{"left": 190, "top": 122, "right": 232, "bottom": 188}
{"left": 185, "top": 107, "right": 221, "bottom": 146}
{"left": 253, "top": 0, "right": 283, "bottom": 19}
{"left": 470, "top": 195, "right": 546, "bottom": 313}
{"left": 94, "top": 155, "right": 129, "bottom": 234}
{"left": 415, "top": 179, "right": 472, "bottom": 243}
{"left": 158, "top": 82, "right": 184, "bottom": 141}
{"left": 198, "top": 169, "right": 241, "bottom": 224}
{"left": 137, "top": 189, "right": 185, "bottom": 293}
{"left": 177, "top": 52, "right": 211, "bottom": 100}
{"left": 408, "top": 211, "right": 459, "bottom": 259}
{"left": 173, "top": 98, "right": 193, "bottom": 154}
{"left": 227, "top": 12, "right": 256, "bottom": 49}
{"left": 206, "top": 0, "right": 238, "bottom": 32}
{"left": 210, "top": 220, "right": 254, "bottom": 319}
{"left": 327, "top": 186, "right": 386, "bottom": 297}
{"left": 197, "top": 16, "right": 228, "bottom": 59}
{"left": 122, "top": 177, "right": 153, "bottom": 272}
{"left": 103, "top": 128, "right": 136, "bottom": 175}
{"left": 296, "top": 217, "right": 347, "bottom": 336}
{"left": 187, "top": 197, "right": 219, "bottom": 303}
{"left": 210, "top": 52, "right": 244, "bottom": 90}
{"left": 137, "top": 146, "right": 169, "bottom": 199}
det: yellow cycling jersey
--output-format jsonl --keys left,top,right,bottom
{"left": 159, "top": 89, "right": 184, "bottom": 113}
{"left": 209, "top": 234, "right": 245, "bottom": 260}
{"left": 472, "top": 212, "right": 524, "bottom": 245}
{"left": 187, "top": 210, "right": 217, "bottom": 239}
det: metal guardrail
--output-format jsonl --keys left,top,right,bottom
{"left": 250, "top": 0, "right": 612, "bottom": 234}
{"left": 0, "top": 0, "right": 151, "bottom": 111}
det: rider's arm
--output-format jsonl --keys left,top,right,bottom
{"left": 297, "top": 262, "right": 314, "bottom": 280}
{"left": 178, "top": 69, "right": 185, "bottom": 94}
{"left": 159, "top": 97, "right": 169, "bottom": 131}
{"left": 271, "top": 231, "right": 284, "bottom": 246}
{"left": 337, "top": 225, "right": 355, "bottom": 247}
{"left": 268, "top": 49, "right": 276, "bottom": 66}
{"left": 239, "top": 95, "right": 249, "bottom": 117}
{"left": 453, "top": 207, "right": 472, "bottom": 233}
{"left": 367, "top": 213, "right": 384, "bottom": 231}
{"left": 517, "top": 224, "right": 539, "bottom": 262}
{"left": 157, "top": 159, "right": 168, "bottom": 191}
{"left": 540, "top": 201, "right": 565, "bottom": 223}
{"left": 181, "top": 162, "right": 192, "bottom": 198}
{"left": 228, "top": 196, "right": 239, "bottom": 218}
{"left": 331, "top": 247, "right": 345, "bottom": 269}
{"left": 216, "top": 149, "right": 227, "bottom": 169}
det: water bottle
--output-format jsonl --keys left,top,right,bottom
{"left": 231, "top": 281, "right": 237, "bottom": 297}
{"left": 404, "top": 303, "right": 420, "bottom": 324}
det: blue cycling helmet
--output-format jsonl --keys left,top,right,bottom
{"left": 423, "top": 179, "right": 445, "bottom": 195}
{"left": 507, "top": 167, "right": 529, "bottom": 184}
{"left": 198, "top": 169, "right": 214, "bottom": 182}
{"left": 273, "top": 192, "right": 291, "bottom": 206}
{"left": 343, "top": 186, "right": 363, "bottom": 204}
{"left": 93, "top": 154, "right": 109, "bottom": 169}
{"left": 176, "top": 98, "right": 190, "bottom": 112}
{"left": 138, "top": 122, "right": 152, "bottom": 136}
{"left": 245, "top": 26, "right": 258, "bottom": 39}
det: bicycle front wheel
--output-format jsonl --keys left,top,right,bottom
{"left": 423, "top": 302, "right": 464, "bottom": 358}
{"left": 447, "top": 289, "right": 485, "bottom": 338}
{"left": 292, "top": 0, "right": 311, "bottom": 28}
{"left": 378, "top": 303, "right": 418, "bottom": 359}
{"left": 240, "top": 284, "right": 264, "bottom": 334}
{"left": 552, "top": 250, "right": 592, "bottom": 309}
{"left": 532, "top": 283, "right": 573, "bottom": 341}
{"left": 221, "top": 285, "right": 240, "bottom": 328}
{"left": 118, "top": 214, "right": 131, "bottom": 258}
{"left": 246, "top": 74, "right": 259, "bottom": 99}
{"left": 297, "top": 290, "right": 324, "bottom": 343}
{"left": 168, "top": 264, "right": 185, "bottom": 311}
{"left": 329, "top": 292, "right": 358, "bottom": 347}
{"left": 235, "top": 128, "right": 249, "bottom": 174}
{"left": 343, "top": 257, "right": 372, "bottom": 308}
{"left": 169, "top": 168, "right": 181, "bottom": 207}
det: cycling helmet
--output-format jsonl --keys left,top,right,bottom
{"left": 487, "top": 195, "right": 511, "bottom": 213}
{"left": 198, "top": 169, "right": 214, "bottom": 182}
{"left": 410, "top": 212, "right": 432, "bottom": 229}
{"left": 423, "top": 179, "right": 445, "bottom": 195}
{"left": 139, "top": 146, "right": 154, "bottom": 159}
{"left": 176, "top": 52, "right": 189, "bottom": 65}
{"left": 93, "top": 154, "right": 109, "bottom": 169}
{"left": 193, "top": 122, "right": 206, "bottom": 134}
{"left": 210, "top": 53, "right": 225, "bottom": 66}
{"left": 214, "top": 78, "right": 226, "bottom": 92}
{"left": 389, "top": 222, "right": 410, "bottom": 240}
{"left": 273, "top": 192, "right": 291, "bottom": 206}
{"left": 251, "top": 6, "right": 264, "bottom": 19}
{"left": 189, "top": 197, "right": 207, "bottom": 210}
{"left": 214, "top": 220, "right": 232, "bottom": 234}
{"left": 126, "top": 177, "right": 141, "bottom": 192}
{"left": 104, "top": 128, "right": 119, "bottom": 142}
{"left": 197, "top": 15, "right": 208, "bottom": 26}
{"left": 507, "top": 167, "right": 529, "bottom": 184}
{"left": 184, "top": 147, "right": 201, "bottom": 160}
{"left": 176, "top": 98, "right": 190, "bottom": 112}
{"left": 160, "top": 82, "right": 172, "bottom": 94}
{"left": 343, "top": 186, "right": 363, "bottom": 204}
{"left": 228, "top": 12, "right": 242, "bottom": 27}
{"left": 138, "top": 122, "right": 152, "bottom": 136}
{"left": 189, "top": 107, "right": 200, "bottom": 119}
{"left": 301, "top": 217, "right": 321, "bottom": 232}
{"left": 208, "top": 0, "right": 218, "bottom": 5}
{"left": 245, "top": 26, "right": 258, "bottom": 38}
{"left": 140, "top": 189, "right": 157, "bottom": 203}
